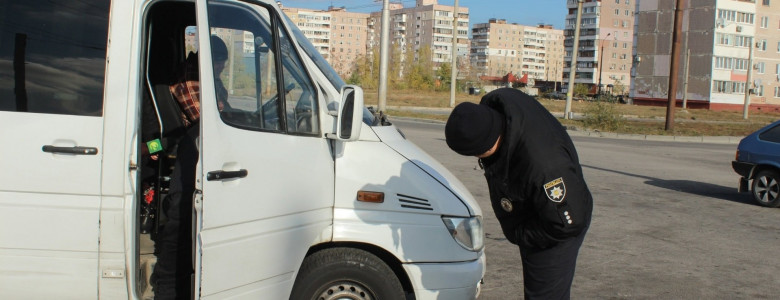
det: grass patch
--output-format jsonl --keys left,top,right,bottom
{"left": 368, "top": 89, "right": 780, "bottom": 137}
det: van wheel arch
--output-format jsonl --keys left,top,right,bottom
{"left": 296, "top": 242, "right": 415, "bottom": 299}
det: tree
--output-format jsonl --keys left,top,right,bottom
{"left": 436, "top": 62, "right": 451, "bottom": 92}
{"left": 612, "top": 79, "right": 625, "bottom": 96}
{"left": 347, "top": 47, "right": 379, "bottom": 89}
{"left": 389, "top": 42, "right": 405, "bottom": 90}
{"left": 573, "top": 83, "right": 589, "bottom": 99}
{"left": 404, "top": 45, "right": 434, "bottom": 90}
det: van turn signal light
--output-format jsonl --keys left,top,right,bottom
{"left": 357, "top": 191, "right": 384, "bottom": 203}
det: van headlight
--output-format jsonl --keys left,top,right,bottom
{"left": 442, "top": 216, "right": 484, "bottom": 252}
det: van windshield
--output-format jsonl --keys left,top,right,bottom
{"left": 283, "top": 15, "right": 378, "bottom": 126}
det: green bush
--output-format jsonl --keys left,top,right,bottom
{"left": 583, "top": 100, "right": 624, "bottom": 131}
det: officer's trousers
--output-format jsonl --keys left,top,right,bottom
{"left": 519, "top": 228, "right": 588, "bottom": 300}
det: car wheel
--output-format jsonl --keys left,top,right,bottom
{"left": 752, "top": 170, "right": 780, "bottom": 207}
{"left": 290, "top": 248, "right": 405, "bottom": 300}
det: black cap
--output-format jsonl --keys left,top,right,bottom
{"left": 445, "top": 102, "right": 504, "bottom": 156}
{"left": 210, "top": 36, "right": 228, "bottom": 62}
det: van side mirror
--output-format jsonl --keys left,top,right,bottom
{"left": 332, "top": 85, "right": 364, "bottom": 141}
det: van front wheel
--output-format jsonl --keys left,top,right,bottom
{"left": 290, "top": 248, "right": 405, "bottom": 300}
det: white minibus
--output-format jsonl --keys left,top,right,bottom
{"left": 0, "top": 0, "right": 484, "bottom": 299}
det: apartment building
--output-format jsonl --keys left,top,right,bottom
{"left": 563, "top": 0, "right": 636, "bottom": 94}
{"left": 631, "top": 0, "right": 779, "bottom": 110}
{"left": 754, "top": 0, "right": 780, "bottom": 106}
{"left": 280, "top": 4, "right": 369, "bottom": 77}
{"left": 367, "top": 0, "right": 469, "bottom": 69}
{"left": 470, "top": 19, "right": 565, "bottom": 83}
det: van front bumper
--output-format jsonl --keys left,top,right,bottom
{"left": 402, "top": 251, "right": 485, "bottom": 300}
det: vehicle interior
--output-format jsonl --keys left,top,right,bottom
{"left": 137, "top": 1, "right": 196, "bottom": 298}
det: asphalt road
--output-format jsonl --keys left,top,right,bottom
{"left": 390, "top": 118, "right": 780, "bottom": 300}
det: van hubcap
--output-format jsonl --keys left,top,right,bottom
{"left": 317, "top": 281, "right": 374, "bottom": 300}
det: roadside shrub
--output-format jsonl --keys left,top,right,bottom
{"left": 583, "top": 99, "right": 624, "bottom": 131}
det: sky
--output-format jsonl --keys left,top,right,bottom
{"left": 277, "top": 0, "right": 568, "bottom": 30}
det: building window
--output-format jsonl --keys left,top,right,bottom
{"left": 761, "top": 16, "right": 769, "bottom": 28}
{"left": 763, "top": 0, "right": 770, "bottom": 5}
{"left": 760, "top": 39, "right": 767, "bottom": 51}
{"left": 615, "top": 9, "right": 619, "bottom": 15}
{"left": 775, "top": 87, "right": 780, "bottom": 98}
{"left": 756, "top": 85, "right": 764, "bottom": 97}
{"left": 757, "top": 62, "right": 766, "bottom": 73}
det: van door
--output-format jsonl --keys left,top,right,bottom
{"left": 194, "top": 1, "right": 334, "bottom": 298}
{"left": 0, "top": 0, "right": 111, "bottom": 298}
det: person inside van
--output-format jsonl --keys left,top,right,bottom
{"left": 151, "top": 35, "right": 229, "bottom": 300}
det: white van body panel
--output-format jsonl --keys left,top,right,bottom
{"left": 332, "top": 134, "right": 478, "bottom": 255}
{"left": 373, "top": 126, "right": 482, "bottom": 217}
{"left": 403, "top": 253, "right": 486, "bottom": 299}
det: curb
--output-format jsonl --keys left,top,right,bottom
{"left": 560, "top": 127, "right": 741, "bottom": 144}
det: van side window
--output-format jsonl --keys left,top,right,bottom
{"left": 208, "top": 3, "right": 282, "bottom": 131}
{"left": 0, "top": 0, "right": 110, "bottom": 116}
{"left": 278, "top": 24, "right": 319, "bottom": 134}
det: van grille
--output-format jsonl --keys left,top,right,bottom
{"left": 397, "top": 194, "right": 433, "bottom": 211}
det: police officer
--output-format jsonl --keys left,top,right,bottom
{"left": 445, "top": 88, "right": 593, "bottom": 299}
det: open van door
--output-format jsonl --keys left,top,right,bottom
{"left": 193, "top": 1, "right": 334, "bottom": 298}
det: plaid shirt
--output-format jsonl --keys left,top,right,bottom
{"left": 170, "top": 54, "right": 201, "bottom": 127}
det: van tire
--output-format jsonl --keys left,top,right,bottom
{"left": 290, "top": 248, "right": 405, "bottom": 300}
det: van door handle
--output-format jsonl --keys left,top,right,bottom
{"left": 42, "top": 145, "right": 99, "bottom": 155}
{"left": 206, "top": 169, "right": 248, "bottom": 181}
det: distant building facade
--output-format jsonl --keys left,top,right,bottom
{"left": 564, "top": 0, "right": 636, "bottom": 94}
{"left": 367, "top": 0, "right": 470, "bottom": 70}
{"left": 631, "top": 0, "right": 779, "bottom": 110}
{"left": 280, "top": 3, "right": 368, "bottom": 77}
{"left": 471, "top": 19, "right": 565, "bottom": 84}
{"left": 753, "top": 0, "right": 780, "bottom": 108}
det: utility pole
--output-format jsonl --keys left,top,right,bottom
{"left": 743, "top": 37, "right": 754, "bottom": 120}
{"left": 565, "top": 0, "right": 584, "bottom": 119}
{"left": 682, "top": 48, "right": 690, "bottom": 110}
{"left": 665, "top": 0, "right": 685, "bottom": 131}
{"left": 377, "top": 0, "right": 390, "bottom": 113}
{"left": 597, "top": 32, "right": 611, "bottom": 96}
{"left": 450, "top": 0, "right": 459, "bottom": 107}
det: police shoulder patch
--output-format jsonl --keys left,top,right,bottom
{"left": 543, "top": 177, "right": 566, "bottom": 203}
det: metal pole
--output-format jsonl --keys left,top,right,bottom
{"left": 665, "top": 0, "right": 685, "bottom": 131}
{"left": 565, "top": 0, "right": 584, "bottom": 119}
{"left": 378, "top": 0, "right": 390, "bottom": 113}
{"left": 450, "top": 0, "right": 459, "bottom": 107}
{"left": 597, "top": 33, "right": 610, "bottom": 96}
{"left": 743, "top": 38, "right": 754, "bottom": 120}
{"left": 682, "top": 47, "right": 690, "bottom": 110}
